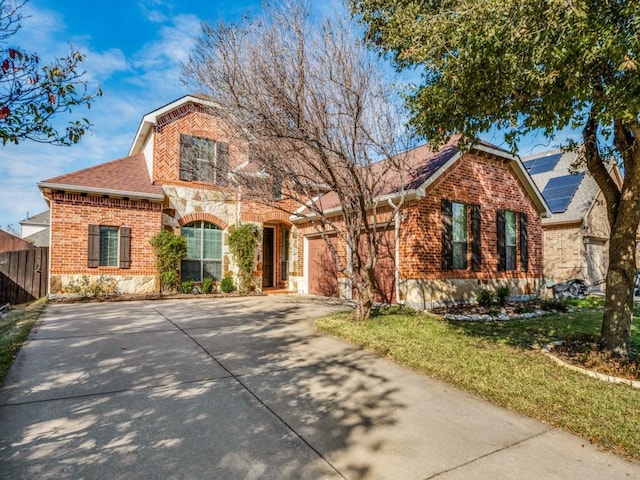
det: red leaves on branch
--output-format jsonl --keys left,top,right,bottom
{"left": 0, "top": 106, "right": 10, "bottom": 119}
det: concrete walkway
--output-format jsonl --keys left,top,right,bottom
{"left": 0, "top": 296, "right": 638, "bottom": 479}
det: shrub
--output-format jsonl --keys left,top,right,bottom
{"left": 180, "top": 280, "right": 195, "bottom": 294}
{"left": 150, "top": 231, "right": 187, "bottom": 292}
{"left": 495, "top": 286, "right": 511, "bottom": 306}
{"left": 476, "top": 288, "right": 495, "bottom": 308}
{"left": 66, "top": 275, "right": 118, "bottom": 298}
{"left": 201, "top": 276, "right": 215, "bottom": 294}
{"left": 539, "top": 298, "right": 568, "bottom": 312}
{"left": 220, "top": 271, "right": 235, "bottom": 293}
{"left": 228, "top": 223, "right": 261, "bottom": 294}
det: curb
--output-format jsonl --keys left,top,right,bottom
{"left": 542, "top": 341, "right": 640, "bottom": 389}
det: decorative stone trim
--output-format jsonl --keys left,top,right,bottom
{"left": 444, "top": 310, "right": 549, "bottom": 321}
{"left": 542, "top": 341, "right": 640, "bottom": 389}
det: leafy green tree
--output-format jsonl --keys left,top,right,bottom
{"left": 351, "top": 0, "right": 640, "bottom": 355}
{"left": 0, "top": 0, "right": 101, "bottom": 145}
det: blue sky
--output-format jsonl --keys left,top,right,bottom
{"left": 0, "top": 0, "right": 579, "bottom": 231}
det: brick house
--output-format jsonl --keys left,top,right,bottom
{"left": 525, "top": 149, "right": 624, "bottom": 291}
{"left": 39, "top": 95, "right": 296, "bottom": 295}
{"left": 37, "top": 95, "right": 549, "bottom": 306}
{"left": 295, "top": 138, "right": 551, "bottom": 309}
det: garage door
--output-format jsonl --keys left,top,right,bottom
{"left": 307, "top": 231, "right": 396, "bottom": 303}
{"left": 372, "top": 230, "right": 396, "bottom": 304}
{"left": 307, "top": 236, "right": 339, "bottom": 297}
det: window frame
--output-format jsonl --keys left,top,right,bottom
{"left": 88, "top": 224, "right": 131, "bottom": 269}
{"left": 99, "top": 226, "right": 119, "bottom": 267}
{"left": 179, "top": 134, "right": 229, "bottom": 186}
{"left": 451, "top": 202, "right": 468, "bottom": 270}
{"left": 181, "top": 221, "right": 223, "bottom": 282}
{"left": 497, "top": 209, "right": 520, "bottom": 272}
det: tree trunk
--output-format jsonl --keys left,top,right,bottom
{"left": 352, "top": 267, "right": 376, "bottom": 321}
{"left": 600, "top": 220, "right": 636, "bottom": 356}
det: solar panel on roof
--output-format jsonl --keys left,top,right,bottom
{"left": 523, "top": 153, "right": 563, "bottom": 175}
{"left": 542, "top": 173, "right": 584, "bottom": 213}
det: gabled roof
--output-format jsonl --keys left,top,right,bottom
{"left": 129, "top": 94, "right": 219, "bottom": 156}
{"left": 23, "top": 228, "right": 49, "bottom": 248}
{"left": 524, "top": 149, "right": 607, "bottom": 225}
{"left": 19, "top": 210, "right": 50, "bottom": 226}
{"left": 292, "top": 137, "right": 550, "bottom": 220}
{"left": 39, "top": 154, "right": 164, "bottom": 200}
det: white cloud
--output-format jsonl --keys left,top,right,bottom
{"left": 82, "top": 48, "right": 129, "bottom": 82}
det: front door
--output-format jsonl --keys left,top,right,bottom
{"left": 262, "top": 227, "right": 274, "bottom": 287}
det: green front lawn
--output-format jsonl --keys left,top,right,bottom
{"left": 316, "top": 304, "right": 640, "bottom": 461}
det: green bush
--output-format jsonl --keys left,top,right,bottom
{"left": 539, "top": 298, "right": 568, "bottom": 312}
{"left": 476, "top": 288, "right": 495, "bottom": 308}
{"left": 495, "top": 286, "right": 511, "bottom": 306}
{"left": 180, "top": 280, "right": 195, "bottom": 294}
{"left": 228, "top": 223, "right": 261, "bottom": 294}
{"left": 220, "top": 272, "right": 235, "bottom": 293}
{"left": 201, "top": 276, "right": 215, "bottom": 294}
{"left": 150, "top": 230, "right": 187, "bottom": 292}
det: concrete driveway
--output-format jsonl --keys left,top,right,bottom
{"left": 0, "top": 296, "right": 638, "bottom": 479}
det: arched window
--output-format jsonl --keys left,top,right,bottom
{"left": 181, "top": 221, "right": 223, "bottom": 281}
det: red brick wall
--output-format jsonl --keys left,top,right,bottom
{"left": 152, "top": 109, "right": 249, "bottom": 189}
{"left": 49, "top": 193, "right": 162, "bottom": 280}
{"left": 399, "top": 152, "right": 543, "bottom": 281}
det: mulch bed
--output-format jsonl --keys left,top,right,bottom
{"left": 552, "top": 339, "right": 640, "bottom": 382}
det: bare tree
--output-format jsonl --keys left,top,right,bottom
{"left": 182, "top": 1, "right": 414, "bottom": 320}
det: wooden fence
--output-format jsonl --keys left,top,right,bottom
{"left": 0, "top": 247, "right": 48, "bottom": 305}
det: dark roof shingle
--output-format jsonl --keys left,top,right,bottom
{"left": 40, "top": 154, "right": 163, "bottom": 198}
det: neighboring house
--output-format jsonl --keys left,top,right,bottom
{"left": 20, "top": 210, "right": 50, "bottom": 247}
{"left": 524, "top": 149, "right": 621, "bottom": 291}
{"left": 0, "top": 229, "right": 34, "bottom": 253}
{"left": 37, "top": 95, "right": 549, "bottom": 307}
{"left": 39, "top": 95, "right": 295, "bottom": 295}
{"left": 294, "top": 137, "right": 551, "bottom": 309}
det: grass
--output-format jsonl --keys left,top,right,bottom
{"left": 0, "top": 298, "right": 46, "bottom": 384}
{"left": 315, "top": 303, "right": 640, "bottom": 461}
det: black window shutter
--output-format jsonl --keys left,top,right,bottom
{"left": 441, "top": 199, "right": 453, "bottom": 270}
{"left": 119, "top": 226, "right": 131, "bottom": 269}
{"left": 520, "top": 212, "right": 528, "bottom": 272}
{"left": 179, "top": 134, "right": 193, "bottom": 181}
{"left": 471, "top": 204, "right": 482, "bottom": 271}
{"left": 216, "top": 141, "right": 229, "bottom": 186}
{"left": 88, "top": 224, "right": 100, "bottom": 268}
{"left": 497, "top": 210, "right": 506, "bottom": 271}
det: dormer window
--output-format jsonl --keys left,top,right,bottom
{"left": 179, "top": 134, "right": 229, "bottom": 185}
